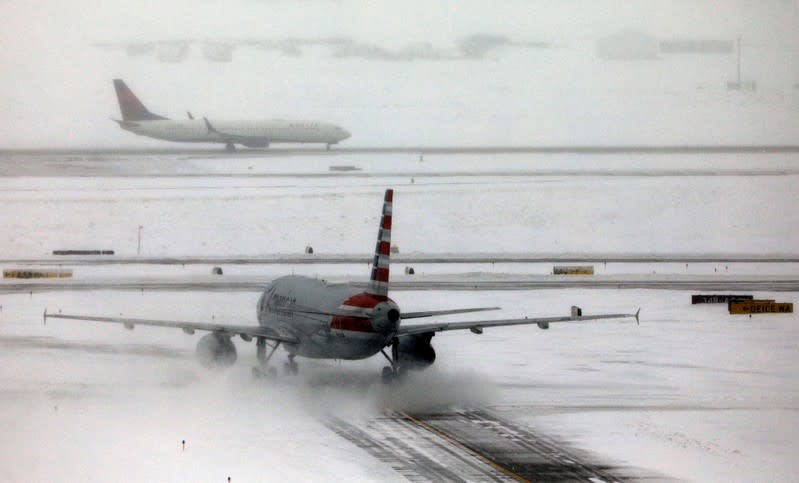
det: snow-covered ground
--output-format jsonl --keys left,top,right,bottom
{"left": 1, "top": 288, "right": 797, "bottom": 481}
{"left": 1, "top": 152, "right": 797, "bottom": 258}
{"left": 1, "top": 153, "right": 797, "bottom": 481}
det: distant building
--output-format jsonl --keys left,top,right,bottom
{"left": 157, "top": 43, "right": 189, "bottom": 63}
{"left": 202, "top": 43, "right": 234, "bottom": 63}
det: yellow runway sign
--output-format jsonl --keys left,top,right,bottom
{"left": 729, "top": 300, "right": 793, "bottom": 314}
{"left": 3, "top": 269, "right": 72, "bottom": 279}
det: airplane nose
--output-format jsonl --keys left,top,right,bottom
{"left": 340, "top": 128, "right": 351, "bottom": 140}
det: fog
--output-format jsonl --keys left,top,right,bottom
{"left": 2, "top": 0, "right": 799, "bottom": 147}
{"left": 2, "top": 3, "right": 799, "bottom": 480}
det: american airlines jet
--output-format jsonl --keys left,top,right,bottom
{"left": 46, "top": 189, "right": 639, "bottom": 383}
{"left": 112, "top": 79, "right": 350, "bottom": 151}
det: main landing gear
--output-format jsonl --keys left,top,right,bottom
{"left": 380, "top": 337, "right": 406, "bottom": 384}
{"left": 225, "top": 143, "right": 236, "bottom": 152}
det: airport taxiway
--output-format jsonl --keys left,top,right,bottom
{"left": 328, "top": 408, "right": 652, "bottom": 482}
{"left": 3, "top": 273, "right": 799, "bottom": 293}
{"left": 1, "top": 148, "right": 797, "bottom": 481}
{"left": 4, "top": 252, "right": 799, "bottom": 265}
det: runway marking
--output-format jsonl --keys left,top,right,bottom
{"left": 409, "top": 409, "right": 628, "bottom": 482}
{"left": 326, "top": 413, "right": 516, "bottom": 482}
{"left": 327, "top": 408, "right": 638, "bottom": 482}
{"left": 395, "top": 410, "right": 528, "bottom": 482}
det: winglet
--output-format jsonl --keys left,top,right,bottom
{"left": 635, "top": 308, "right": 640, "bottom": 325}
{"left": 203, "top": 117, "right": 218, "bottom": 134}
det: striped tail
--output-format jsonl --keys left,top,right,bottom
{"left": 368, "top": 189, "right": 393, "bottom": 298}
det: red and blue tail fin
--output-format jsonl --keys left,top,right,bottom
{"left": 367, "top": 189, "right": 393, "bottom": 299}
{"left": 112, "top": 79, "right": 167, "bottom": 121}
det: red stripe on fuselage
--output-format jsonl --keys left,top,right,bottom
{"left": 342, "top": 292, "right": 388, "bottom": 307}
{"left": 331, "top": 316, "right": 375, "bottom": 333}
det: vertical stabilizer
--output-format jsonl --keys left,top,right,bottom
{"left": 367, "top": 189, "right": 393, "bottom": 298}
{"left": 112, "top": 79, "right": 167, "bottom": 121}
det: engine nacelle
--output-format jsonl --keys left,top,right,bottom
{"left": 196, "top": 332, "right": 237, "bottom": 368}
{"left": 398, "top": 332, "right": 436, "bottom": 370}
{"left": 243, "top": 141, "right": 269, "bottom": 148}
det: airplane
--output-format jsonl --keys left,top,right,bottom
{"left": 111, "top": 79, "right": 351, "bottom": 151}
{"left": 45, "top": 189, "right": 639, "bottom": 383}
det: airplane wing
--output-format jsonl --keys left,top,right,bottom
{"left": 203, "top": 117, "right": 268, "bottom": 145}
{"left": 401, "top": 307, "right": 500, "bottom": 319}
{"left": 396, "top": 307, "right": 640, "bottom": 337}
{"left": 43, "top": 310, "right": 297, "bottom": 343}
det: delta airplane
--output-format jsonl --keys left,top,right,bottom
{"left": 45, "top": 189, "right": 639, "bottom": 383}
{"left": 112, "top": 79, "right": 350, "bottom": 151}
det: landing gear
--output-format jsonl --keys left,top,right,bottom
{"left": 325, "top": 143, "right": 331, "bottom": 151}
{"left": 380, "top": 337, "right": 405, "bottom": 384}
{"left": 225, "top": 143, "right": 236, "bottom": 152}
{"left": 252, "top": 337, "right": 281, "bottom": 379}
{"left": 283, "top": 353, "right": 299, "bottom": 375}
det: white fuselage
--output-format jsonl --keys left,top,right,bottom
{"left": 119, "top": 119, "right": 350, "bottom": 147}
{"left": 257, "top": 276, "right": 399, "bottom": 360}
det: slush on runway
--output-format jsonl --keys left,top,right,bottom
{"left": 1, "top": 149, "right": 797, "bottom": 482}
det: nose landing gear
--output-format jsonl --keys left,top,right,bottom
{"left": 252, "top": 337, "right": 280, "bottom": 379}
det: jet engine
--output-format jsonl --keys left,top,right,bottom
{"left": 196, "top": 332, "right": 237, "bottom": 368}
{"left": 242, "top": 141, "right": 269, "bottom": 148}
{"left": 397, "top": 332, "right": 436, "bottom": 370}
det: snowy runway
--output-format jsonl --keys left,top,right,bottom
{"left": 1, "top": 150, "right": 797, "bottom": 481}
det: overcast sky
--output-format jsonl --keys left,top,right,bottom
{"left": 1, "top": 0, "right": 798, "bottom": 147}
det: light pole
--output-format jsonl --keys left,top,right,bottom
{"left": 137, "top": 225, "right": 143, "bottom": 255}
